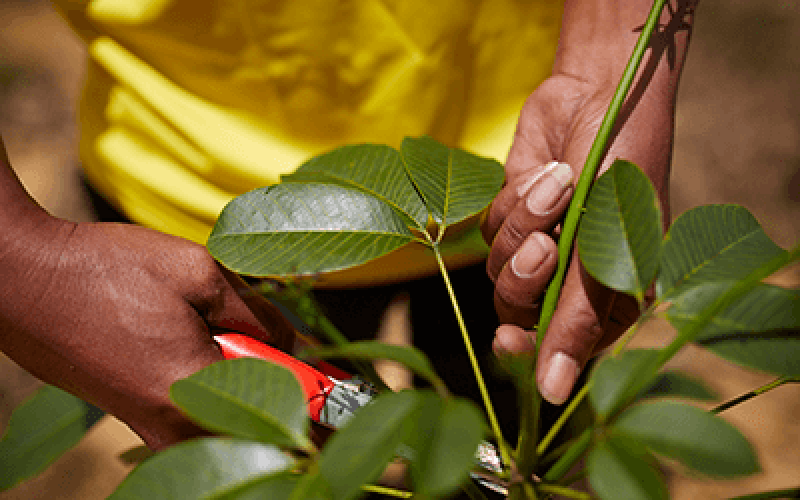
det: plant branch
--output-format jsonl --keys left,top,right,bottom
{"left": 537, "top": 483, "right": 592, "bottom": 499}
{"left": 516, "top": 0, "right": 669, "bottom": 474}
{"left": 712, "top": 376, "right": 798, "bottom": 415}
{"left": 611, "top": 302, "right": 659, "bottom": 356}
{"left": 504, "top": 351, "right": 541, "bottom": 482}
{"left": 558, "top": 470, "right": 588, "bottom": 487}
{"left": 538, "top": 437, "right": 579, "bottom": 470}
{"left": 432, "top": 245, "right": 514, "bottom": 470}
{"left": 657, "top": 243, "right": 800, "bottom": 367}
{"left": 360, "top": 484, "right": 413, "bottom": 498}
{"left": 543, "top": 428, "right": 592, "bottom": 482}
{"left": 727, "top": 487, "right": 800, "bottom": 500}
{"left": 537, "top": 382, "right": 592, "bottom": 457}
{"left": 461, "top": 479, "right": 491, "bottom": 500}
{"left": 536, "top": 0, "right": 670, "bottom": 347}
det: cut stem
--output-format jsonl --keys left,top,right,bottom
{"left": 432, "top": 245, "right": 513, "bottom": 470}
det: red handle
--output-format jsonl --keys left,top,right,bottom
{"left": 214, "top": 333, "right": 335, "bottom": 421}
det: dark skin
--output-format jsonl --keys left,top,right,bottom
{"left": 483, "top": 0, "right": 696, "bottom": 404}
{"left": 0, "top": 138, "right": 296, "bottom": 450}
{"left": 0, "top": 0, "right": 695, "bottom": 450}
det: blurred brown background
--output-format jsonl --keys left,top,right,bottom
{"left": 1, "top": 0, "right": 798, "bottom": 498}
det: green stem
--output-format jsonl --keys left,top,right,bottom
{"left": 712, "top": 376, "right": 798, "bottom": 415}
{"left": 518, "top": 0, "right": 668, "bottom": 476}
{"left": 611, "top": 302, "right": 658, "bottom": 356}
{"left": 432, "top": 245, "right": 514, "bottom": 470}
{"left": 543, "top": 428, "right": 592, "bottom": 482}
{"left": 603, "top": 243, "right": 800, "bottom": 422}
{"left": 461, "top": 479, "right": 490, "bottom": 500}
{"left": 508, "top": 482, "right": 539, "bottom": 500}
{"left": 727, "top": 487, "right": 800, "bottom": 500}
{"left": 537, "top": 382, "right": 592, "bottom": 457}
{"left": 360, "top": 484, "right": 413, "bottom": 498}
{"left": 523, "top": 482, "right": 539, "bottom": 500}
{"left": 536, "top": 0, "right": 670, "bottom": 347}
{"left": 537, "top": 483, "right": 592, "bottom": 500}
{"left": 514, "top": 355, "right": 541, "bottom": 480}
{"left": 558, "top": 470, "right": 588, "bottom": 487}
{"left": 657, "top": 243, "right": 800, "bottom": 367}
{"left": 538, "top": 437, "right": 579, "bottom": 469}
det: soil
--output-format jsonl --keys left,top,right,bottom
{"left": 1, "top": 0, "right": 798, "bottom": 498}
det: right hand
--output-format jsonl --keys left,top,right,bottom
{"left": 0, "top": 217, "right": 296, "bottom": 450}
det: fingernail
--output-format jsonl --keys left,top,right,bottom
{"left": 510, "top": 232, "right": 549, "bottom": 278}
{"left": 525, "top": 162, "right": 573, "bottom": 215}
{"left": 540, "top": 352, "right": 579, "bottom": 405}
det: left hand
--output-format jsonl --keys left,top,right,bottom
{"left": 482, "top": 72, "right": 671, "bottom": 405}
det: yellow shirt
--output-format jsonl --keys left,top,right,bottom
{"left": 53, "top": 0, "right": 562, "bottom": 287}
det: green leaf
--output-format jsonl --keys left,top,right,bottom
{"left": 216, "top": 471, "right": 331, "bottom": 500}
{"left": 656, "top": 204, "right": 787, "bottom": 301}
{"left": 207, "top": 182, "right": 421, "bottom": 277}
{"left": 0, "top": 386, "right": 89, "bottom": 491}
{"left": 286, "top": 474, "right": 332, "bottom": 500}
{"left": 109, "top": 438, "right": 293, "bottom": 499}
{"left": 577, "top": 159, "right": 663, "bottom": 303}
{"left": 638, "top": 372, "right": 718, "bottom": 402}
{"left": 170, "top": 358, "right": 312, "bottom": 450}
{"left": 283, "top": 143, "right": 429, "bottom": 230}
{"left": 588, "top": 435, "right": 668, "bottom": 500}
{"left": 667, "top": 282, "right": 800, "bottom": 376}
{"left": 613, "top": 401, "right": 759, "bottom": 477}
{"left": 216, "top": 471, "right": 304, "bottom": 500}
{"left": 401, "top": 136, "right": 504, "bottom": 231}
{"left": 302, "top": 341, "right": 443, "bottom": 389}
{"left": 589, "top": 349, "right": 661, "bottom": 420}
{"left": 317, "top": 390, "right": 422, "bottom": 500}
{"left": 404, "top": 392, "right": 487, "bottom": 497}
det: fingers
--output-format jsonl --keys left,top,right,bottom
{"left": 485, "top": 162, "right": 574, "bottom": 282}
{"left": 218, "top": 267, "right": 298, "bottom": 353}
{"left": 490, "top": 252, "right": 621, "bottom": 406}
{"left": 493, "top": 324, "right": 536, "bottom": 355}
{"left": 493, "top": 232, "right": 558, "bottom": 328}
{"left": 535, "top": 252, "right": 616, "bottom": 405}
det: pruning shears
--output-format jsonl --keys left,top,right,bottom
{"left": 212, "top": 332, "right": 508, "bottom": 495}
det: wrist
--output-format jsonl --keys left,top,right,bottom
{"left": 556, "top": 0, "right": 695, "bottom": 96}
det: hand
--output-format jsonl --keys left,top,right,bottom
{"left": 0, "top": 219, "right": 296, "bottom": 450}
{"left": 482, "top": 73, "right": 671, "bottom": 405}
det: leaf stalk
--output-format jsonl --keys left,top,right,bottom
{"left": 537, "top": 382, "right": 592, "bottom": 457}
{"left": 711, "top": 376, "right": 798, "bottom": 415}
{"left": 432, "top": 245, "right": 514, "bottom": 470}
{"left": 537, "top": 483, "right": 592, "bottom": 500}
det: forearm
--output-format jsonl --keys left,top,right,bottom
{"left": 554, "top": 0, "right": 697, "bottom": 219}
{"left": 557, "top": 0, "right": 696, "bottom": 92}
{"left": 0, "top": 137, "right": 72, "bottom": 350}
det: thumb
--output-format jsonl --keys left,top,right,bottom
{"left": 535, "top": 252, "right": 616, "bottom": 405}
{"left": 216, "top": 268, "right": 298, "bottom": 353}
